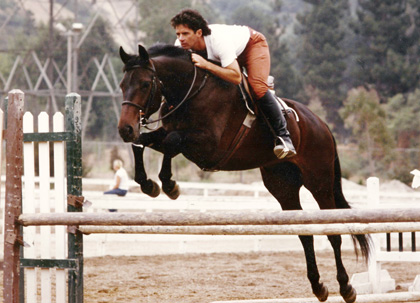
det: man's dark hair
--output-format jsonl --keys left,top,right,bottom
{"left": 171, "top": 9, "right": 211, "bottom": 36}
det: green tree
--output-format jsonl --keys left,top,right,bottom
{"left": 340, "top": 87, "right": 395, "bottom": 176}
{"left": 386, "top": 89, "right": 420, "bottom": 183}
{"left": 296, "top": 0, "right": 349, "bottom": 133}
{"left": 388, "top": 89, "right": 420, "bottom": 148}
{"left": 351, "top": 0, "right": 420, "bottom": 98}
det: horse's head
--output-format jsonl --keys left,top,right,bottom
{"left": 118, "top": 45, "right": 163, "bottom": 142}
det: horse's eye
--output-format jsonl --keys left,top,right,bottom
{"left": 141, "top": 82, "right": 150, "bottom": 90}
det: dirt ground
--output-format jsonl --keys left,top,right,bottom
{"left": 81, "top": 249, "right": 418, "bottom": 303}
{"left": 1, "top": 249, "right": 419, "bottom": 303}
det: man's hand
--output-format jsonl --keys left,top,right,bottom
{"left": 191, "top": 53, "right": 208, "bottom": 69}
{"left": 191, "top": 53, "right": 242, "bottom": 85}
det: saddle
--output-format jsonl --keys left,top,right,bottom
{"left": 238, "top": 75, "right": 299, "bottom": 122}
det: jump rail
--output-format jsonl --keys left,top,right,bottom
{"left": 17, "top": 208, "right": 420, "bottom": 226}
{"left": 78, "top": 222, "right": 420, "bottom": 236}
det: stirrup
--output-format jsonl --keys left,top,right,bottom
{"left": 273, "top": 137, "right": 296, "bottom": 159}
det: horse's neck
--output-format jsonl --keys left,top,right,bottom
{"left": 154, "top": 58, "right": 196, "bottom": 103}
{"left": 155, "top": 57, "right": 244, "bottom": 121}
{"left": 154, "top": 57, "right": 192, "bottom": 84}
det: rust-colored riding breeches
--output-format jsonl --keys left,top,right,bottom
{"left": 237, "top": 28, "right": 270, "bottom": 100}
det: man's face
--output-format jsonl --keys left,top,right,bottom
{"left": 175, "top": 24, "right": 202, "bottom": 50}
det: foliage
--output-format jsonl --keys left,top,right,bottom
{"left": 296, "top": 0, "right": 348, "bottom": 133}
{"left": 340, "top": 87, "right": 395, "bottom": 176}
{"left": 387, "top": 89, "right": 420, "bottom": 148}
{"left": 351, "top": 0, "right": 420, "bottom": 99}
{"left": 386, "top": 89, "right": 420, "bottom": 181}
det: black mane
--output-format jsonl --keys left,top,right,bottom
{"left": 123, "top": 43, "right": 191, "bottom": 72}
{"left": 147, "top": 43, "right": 191, "bottom": 60}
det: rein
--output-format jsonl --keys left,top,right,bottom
{"left": 122, "top": 60, "right": 209, "bottom": 127}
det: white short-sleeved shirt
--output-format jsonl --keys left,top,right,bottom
{"left": 176, "top": 24, "right": 250, "bottom": 67}
{"left": 115, "top": 168, "right": 129, "bottom": 190}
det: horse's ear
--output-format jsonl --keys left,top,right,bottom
{"left": 138, "top": 44, "right": 149, "bottom": 62}
{"left": 120, "top": 46, "right": 131, "bottom": 64}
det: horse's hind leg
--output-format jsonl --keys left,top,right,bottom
{"left": 299, "top": 235, "right": 329, "bottom": 302}
{"left": 260, "top": 163, "right": 328, "bottom": 302}
{"left": 159, "top": 154, "right": 180, "bottom": 200}
{"left": 328, "top": 235, "right": 356, "bottom": 303}
{"left": 132, "top": 144, "right": 160, "bottom": 197}
{"left": 303, "top": 170, "right": 356, "bottom": 303}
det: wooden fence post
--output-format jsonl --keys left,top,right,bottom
{"left": 65, "top": 93, "right": 84, "bottom": 303}
{"left": 3, "top": 89, "right": 24, "bottom": 303}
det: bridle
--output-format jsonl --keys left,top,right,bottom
{"left": 121, "top": 59, "right": 208, "bottom": 128}
{"left": 121, "top": 61, "right": 161, "bottom": 126}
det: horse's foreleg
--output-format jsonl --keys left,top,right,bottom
{"left": 159, "top": 154, "right": 180, "bottom": 200}
{"left": 158, "top": 131, "right": 185, "bottom": 200}
{"left": 131, "top": 127, "right": 169, "bottom": 197}
{"left": 131, "top": 144, "right": 160, "bottom": 197}
{"left": 328, "top": 235, "right": 357, "bottom": 303}
{"left": 299, "top": 235, "right": 329, "bottom": 302}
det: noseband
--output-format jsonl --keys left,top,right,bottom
{"left": 121, "top": 60, "right": 208, "bottom": 127}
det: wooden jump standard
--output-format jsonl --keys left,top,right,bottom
{"left": 17, "top": 208, "right": 420, "bottom": 227}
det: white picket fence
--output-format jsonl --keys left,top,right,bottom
{"left": 21, "top": 111, "right": 67, "bottom": 303}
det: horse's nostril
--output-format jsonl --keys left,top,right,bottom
{"left": 119, "top": 125, "right": 133, "bottom": 139}
{"left": 125, "top": 125, "right": 133, "bottom": 135}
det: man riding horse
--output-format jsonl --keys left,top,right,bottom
{"left": 171, "top": 9, "right": 296, "bottom": 159}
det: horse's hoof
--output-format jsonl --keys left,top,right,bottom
{"left": 313, "top": 283, "right": 328, "bottom": 302}
{"left": 164, "top": 183, "right": 180, "bottom": 200}
{"left": 141, "top": 179, "right": 160, "bottom": 197}
{"left": 340, "top": 284, "right": 357, "bottom": 303}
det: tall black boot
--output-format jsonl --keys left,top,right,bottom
{"left": 257, "top": 91, "right": 296, "bottom": 159}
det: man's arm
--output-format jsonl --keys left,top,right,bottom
{"left": 191, "top": 53, "right": 242, "bottom": 85}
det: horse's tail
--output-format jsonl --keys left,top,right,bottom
{"left": 332, "top": 136, "right": 371, "bottom": 262}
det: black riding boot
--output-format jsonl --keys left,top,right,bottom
{"left": 257, "top": 91, "right": 296, "bottom": 159}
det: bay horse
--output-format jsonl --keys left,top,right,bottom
{"left": 118, "top": 44, "right": 370, "bottom": 303}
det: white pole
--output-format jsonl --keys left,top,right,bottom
{"left": 367, "top": 177, "right": 381, "bottom": 293}
{"left": 67, "top": 32, "right": 72, "bottom": 94}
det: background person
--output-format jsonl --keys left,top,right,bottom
{"left": 104, "top": 159, "right": 129, "bottom": 197}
